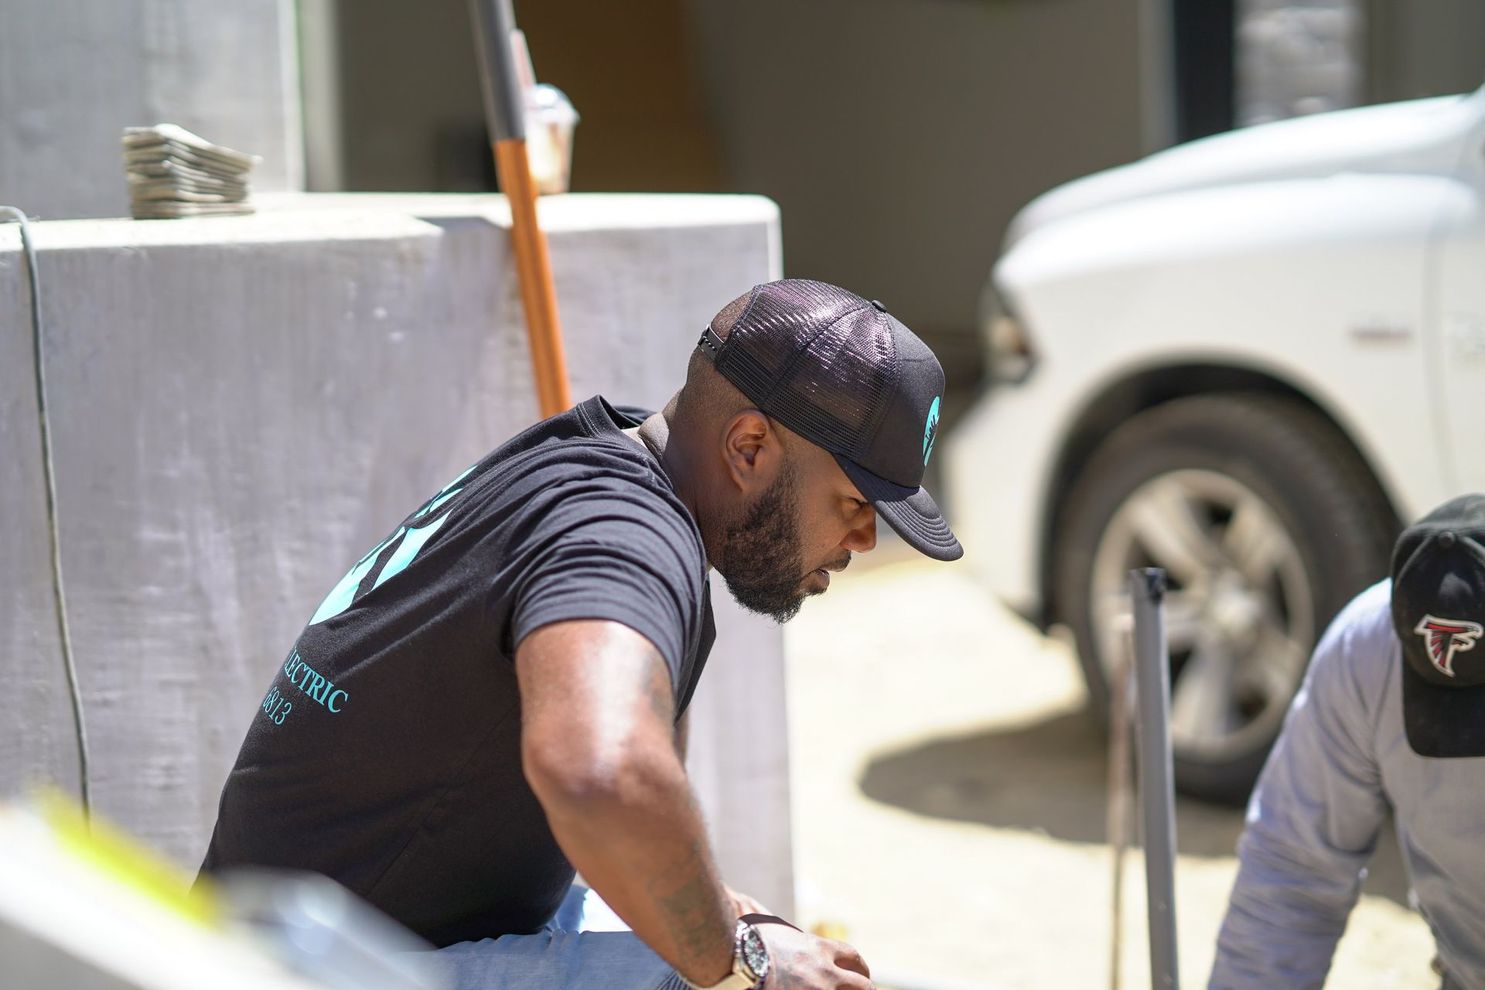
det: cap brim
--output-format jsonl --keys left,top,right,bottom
{"left": 1400, "top": 656, "right": 1485, "bottom": 758}
{"left": 834, "top": 455, "right": 963, "bottom": 562}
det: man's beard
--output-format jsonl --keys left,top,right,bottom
{"left": 717, "top": 461, "right": 813, "bottom": 624}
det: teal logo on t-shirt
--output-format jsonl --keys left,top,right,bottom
{"left": 308, "top": 463, "right": 476, "bottom": 626}
{"left": 923, "top": 395, "right": 941, "bottom": 466}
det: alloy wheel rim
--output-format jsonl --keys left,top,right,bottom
{"left": 1090, "top": 469, "right": 1315, "bottom": 762}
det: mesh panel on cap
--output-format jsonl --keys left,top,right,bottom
{"left": 710, "top": 291, "right": 754, "bottom": 338}
{"left": 716, "top": 280, "right": 897, "bottom": 459}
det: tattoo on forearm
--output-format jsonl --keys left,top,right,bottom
{"left": 649, "top": 841, "right": 730, "bottom": 972}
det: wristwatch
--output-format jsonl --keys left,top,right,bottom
{"left": 684, "top": 920, "right": 771, "bottom": 990}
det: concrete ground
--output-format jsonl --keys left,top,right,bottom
{"left": 783, "top": 542, "right": 1437, "bottom": 990}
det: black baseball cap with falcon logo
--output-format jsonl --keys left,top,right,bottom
{"left": 1391, "top": 493, "right": 1485, "bottom": 758}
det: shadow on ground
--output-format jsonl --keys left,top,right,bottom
{"left": 858, "top": 708, "right": 1412, "bottom": 906}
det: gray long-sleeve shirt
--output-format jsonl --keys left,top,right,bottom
{"left": 1210, "top": 580, "right": 1485, "bottom": 990}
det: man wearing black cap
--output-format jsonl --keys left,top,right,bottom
{"left": 200, "top": 280, "right": 961, "bottom": 990}
{"left": 1210, "top": 494, "right": 1485, "bottom": 989}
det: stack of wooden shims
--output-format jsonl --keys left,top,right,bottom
{"left": 123, "top": 124, "right": 257, "bottom": 219}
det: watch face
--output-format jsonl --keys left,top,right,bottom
{"left": 740, "top": 926, "right": 770, "bottom": 982}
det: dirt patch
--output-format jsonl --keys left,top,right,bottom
{"left": 784, "top": 549, "right": 1434, "bottom": 989}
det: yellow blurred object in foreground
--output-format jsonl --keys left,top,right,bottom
{"left": 0, "top": 793, "right": 321, "bottom": 989}
{"left": 35, "top": 788, "right": 221, "bottom": 927}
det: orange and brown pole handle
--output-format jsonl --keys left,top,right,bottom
{"left": 469, "top": 0, "right": 572, "bottom": 418}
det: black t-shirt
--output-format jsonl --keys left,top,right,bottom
{"left": 200, "top": 396, "right": 715, "bottom": 946}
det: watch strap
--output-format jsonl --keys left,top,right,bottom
{"left": 692, "top": 970, "right": 757, "bottom": 990}
{"left": 739, "top": 913, "right": 801, "bottom": 932}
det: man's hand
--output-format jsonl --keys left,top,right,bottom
{"left": 758, "top": 924, "right": 872, "bottom": 990}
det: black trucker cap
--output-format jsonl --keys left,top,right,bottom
{"left": 1391, "top": 493, "right": 1485, "bottom": 758}
{"left": 696, "top": 279, "right": 962, "bottom": 562}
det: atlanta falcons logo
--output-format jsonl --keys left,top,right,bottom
{"left": 1414, "top": 615, "right": 1484, "bottom": 678}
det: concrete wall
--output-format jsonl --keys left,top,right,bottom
{"left": 1366, "top": 0, "right": 1485, "bottom": 104}
{"left": 330, "top": 0, "right": 727, "bottom": 194}
{"left": 325, "top": 0, "right": 1482, "bottom": 394}
{"left": 0, "top": 0, "right": 303, "bottom": 220}
{"left": 0, "top": 192, "right": 795, "bottom": 915}
{"left": 329, "top": 0, "right": 1148, "bottom": 410}
{"left": 1237, "top": 0, "right": 1366, "bottom": 124}
{"left": 1237, "top": 0, "right": 1485, "bottom": 127}
{"left": 687, "top": 0, "right": 1145, "bottom": 375}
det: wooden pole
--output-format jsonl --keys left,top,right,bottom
{"left": 495, "top": 138, "right": 571, "bottom": 416}
{"left": 469, "top": 0, "right": 572, "bottom": 418}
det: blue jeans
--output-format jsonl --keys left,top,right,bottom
{"left": 432, "top": 886, "right": 687, "bottom": 990}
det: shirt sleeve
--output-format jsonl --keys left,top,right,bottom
{"left": 508, "top": 478, "right": 705, "bottom": 697}
{"left": 1209, "top": 586, "right": 1393, "bottom": 990}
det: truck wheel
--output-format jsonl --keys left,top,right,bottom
{"left": 1052, "top": 393, "right": 1397, "bottom": 804}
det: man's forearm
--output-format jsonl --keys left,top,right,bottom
{"left": 530, "top": 732, "right": 734, "bottom": 986}
{"left": 1210, "top": 835, "right": 1359, "bottom": 988}
{"left": 515, "top": 620, "right": 736, "bottom": 986}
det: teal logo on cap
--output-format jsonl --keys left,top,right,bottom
{"left": 923, "top": 395, "right": 941, "bottom": 466}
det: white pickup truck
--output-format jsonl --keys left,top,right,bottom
{"left": 945, "top": 83, "right": 1485, "bottom": 801}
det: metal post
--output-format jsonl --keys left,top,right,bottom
{"left": 469, "top": 0, "right": 525, "bottom": 145}
{"left": 1129, "top": 568, "right": 1179, "bottom": 989}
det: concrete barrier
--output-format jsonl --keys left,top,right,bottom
{"left": 0, "top": 192, "right": 794, "bottom": 915}
{"left": 0, "top": 0, "right": 303, "bottom": 220}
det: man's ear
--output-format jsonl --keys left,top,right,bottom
{"left": 721, "top": 410, "right": 782, "bottom": 493}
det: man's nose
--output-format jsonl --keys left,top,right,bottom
{"left": 843, "top": 507, "right": 877, "bottom": 553}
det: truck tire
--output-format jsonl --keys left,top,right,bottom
{"left": 1052, "top": 393, "right": 1397, "bottom": 804}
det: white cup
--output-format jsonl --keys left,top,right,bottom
{"left": 525, "top": 84, "right": 579, "bottom": 195}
